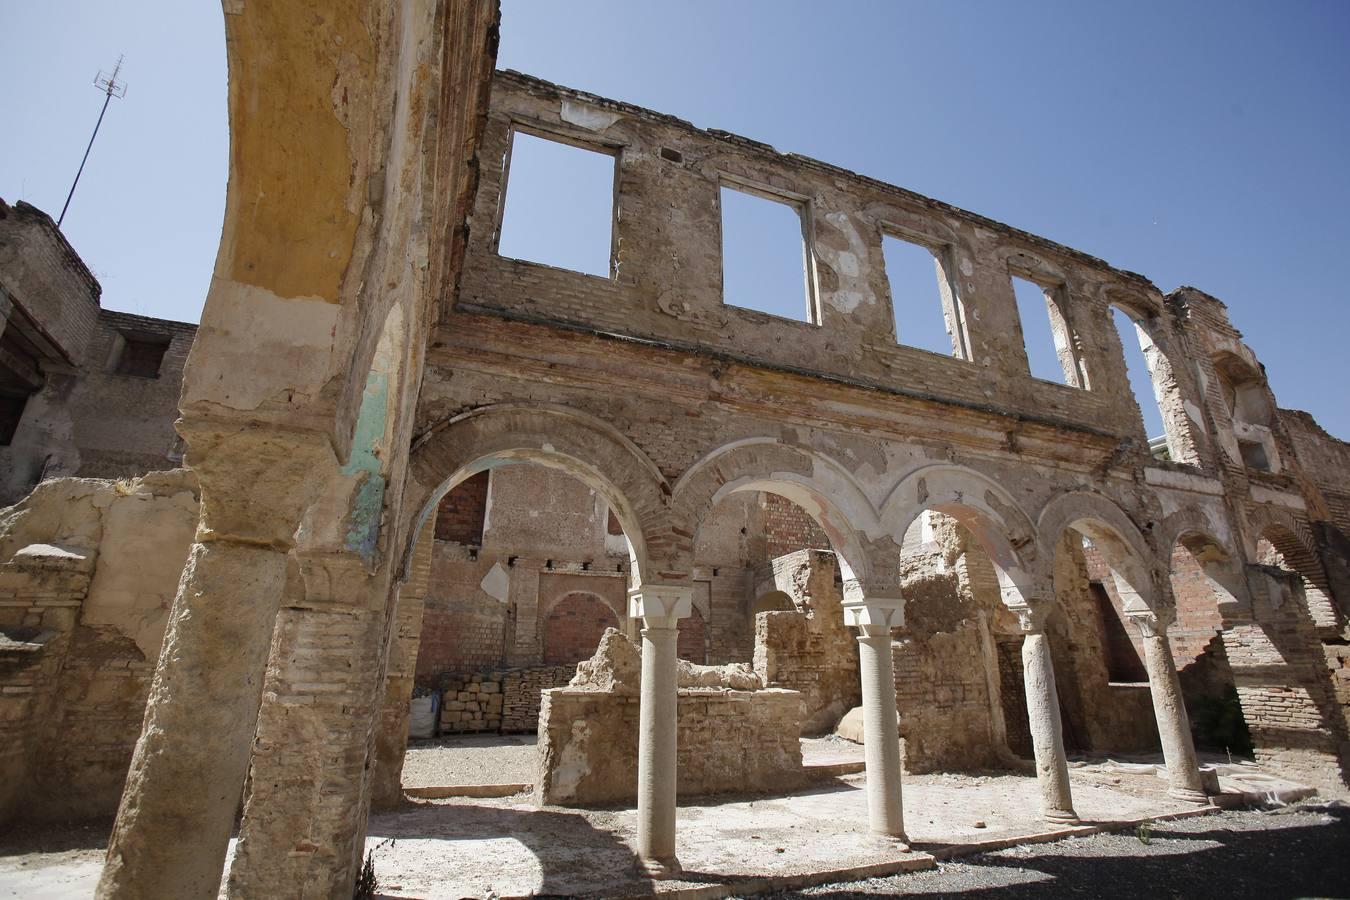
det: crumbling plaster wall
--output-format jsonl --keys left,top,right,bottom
{"left": 537, "top": 630, "right": 804, "bottom": 806}
{"left": 0, "top": 471, "right": 197, "bottom": 824}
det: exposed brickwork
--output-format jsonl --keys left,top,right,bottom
{"left": 434, "top": 471, "right": 489, "bottom": 544}
{"left": 762, "top": 493, "right": 832, "bottom": 560}
{"left": 677, "top": 605, "right": 707, "bottom": 663}
{"left": 542, "top": 591, "right": 618, "bottom": 665}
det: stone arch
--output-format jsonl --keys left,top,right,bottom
{"left": 403, "top": 404, "right": 672, "bottom": 584}
{"left": 882, "top": 463, "right": 1038, "bottom": 607}
{"left": 1037, "top": 491, "right": 1157, "bottom": 613}
{"left": 754, "top": 590, "right": 796, "bottom": 614}
{"left": 542, "top": 591, "right": 620, "bottom": 666}
{"left": 673, "top": 439, "right": 876, "bottom": 588}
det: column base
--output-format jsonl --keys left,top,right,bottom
{"left": 1042, "top": 809, "right": 1081, "bottom": 826}
{"left": 635, "top": 855, "right": 683, "bottom": 879}
{"left": 1167, "top": 787, "right": 1212, "bottom": 805}
{"left": 869, "top": 829, "right": 911, "bottom": 849}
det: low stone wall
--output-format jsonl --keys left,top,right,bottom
{"left": 0, "top": 471, "right": 197, "bottom": 825}
{"left": 752, "top": 550, "right": 859, "bottom": 734}
{"left": 537, "top": 629, "right": 805, "bottom": 806}
{"left": 439, "top": 664, "right": 575, "bottom": 734}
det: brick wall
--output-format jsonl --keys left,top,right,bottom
{"left": 416, "top": 592, "right": 507, "bottom": 679}
{"left": 437, "top": 664, "right": 575, "bottom": 734}
{"left": 542, "top": 591, "right": 618, "bottom": 665}
{"left": 762, "top": 493, "right": 832, "bottom": 559}
{"left": 434, "top": 471, "right": 488, "bottom": 544}
{"left": 537, "top": 685, "right": 805, "bottom": 805}
{"left": 677, "top": 605, "right": 706, "bottom": 664}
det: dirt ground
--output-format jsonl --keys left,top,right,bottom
{"left": 399, "top": 734, "right": 865, "bottom": 788}
{"left": 0, "top": 759, "right": 1328, "bottom": 899}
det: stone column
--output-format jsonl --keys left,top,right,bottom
{"left": 629, "top": 583, "right": 691, "bottom": 878}
{"left": 1016, "top": 605, "right": 1079, "bottom": 825}
{"left": 843, "top": 597, "right": 906, "bottom": 840}
{"left": 1129, "top": 608, "right": 1209, "bottom": 803}
{"left": 98, "top": 429, "right": 334, "bottom": 900}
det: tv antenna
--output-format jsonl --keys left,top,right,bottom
{"left": 58, "top": 55, "right": 127, "bottom": 228}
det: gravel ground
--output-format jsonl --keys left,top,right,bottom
{"left": 766, "top": 804, "right": 1350, "bottom": 899}
{"left": 400, "top": 734, "right": 536, "bottom": 787}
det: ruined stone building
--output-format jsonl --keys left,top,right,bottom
{"left": 0, "top": 2, "right": 1348, "bottom": 897}
{"left": 0, "top": 199, "right": 196, "bottom": 504}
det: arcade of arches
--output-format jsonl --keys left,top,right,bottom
{"left": 0, "top": 7, "right": 1347, "bottom": 898}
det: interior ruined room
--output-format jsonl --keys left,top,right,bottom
{"left": 1, "top": 3, "right": 1349, "bottom": 898}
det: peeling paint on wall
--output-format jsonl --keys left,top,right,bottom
{"left": 340, "top": 370, "right": 390, "bottom": 563}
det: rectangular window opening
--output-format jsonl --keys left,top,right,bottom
{"left": 1012, "top": 275, "right": 1079, "bottom": 386}
{"left": 1110, "top": 307, "right": 1168, "bottom": 444}
{"left": 0, "top": 393, "right": 29, "bottom": 446}
{"left": 719, "top": 184, "right": 815, "bottom": 324}
{"left": 496, "top": 130, "right": 616, "bottom": 278}
{"left": 882, "top": 235, "right": 958, "bottom": 356}
{"left": 1238, "top": 438, "right": 1271, "bottom": 471}
{"left": 116, "top": 335, "right": 169, "bottom": 379}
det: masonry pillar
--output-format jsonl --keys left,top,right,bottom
{"left": 843, "top": 596, "right": 906, "bottom": 840}
{"left": 98, "top": 429, "right": 334, "bottom": 900}
{"left": 1016, "top": 605, "right": 1079, "bottom": 825}
{"left": 630, "top": 583, "right": 691, "bottom": 878}
{"left": 225, "top": 551, "right": 400, "bottom": 899}
{"left": 1129, "top": 608, "right": 1209, "bottom": 803}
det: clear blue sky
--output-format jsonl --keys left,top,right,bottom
{"left": 3, "top": 2, "right": 1347, "bottom": 439}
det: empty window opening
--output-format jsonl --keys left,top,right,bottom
{"left": 1238, "top": 439, "right": 1270, "bottom": 471}
{"left": 497, "top": 130, "right": 616, "bottom": 278}
{"left": 1110, "top": 307, "right": 1167, "bottom": 445}
{"left": 0, "top": 393, "right": 28, "bottom": 446}
{"left": 115, "top": 336, "right": 169, "bottom": 379}
{"left": 883, "top": 236, "right": 956, "bottom": 356}
{"left": 720, "top": 185, "right": 815, "bottom": 323}
{"left": 1012, "top": 276, "right": 1080, "bottom": 386}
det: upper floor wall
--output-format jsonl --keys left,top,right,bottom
{"left": 453, "top": 71, "right": 1227, "bottom": 469}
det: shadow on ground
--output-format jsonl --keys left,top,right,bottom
{"left": 787, "top": 807, "right": 1350, "bottom": 899}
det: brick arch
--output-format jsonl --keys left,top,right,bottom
{"left": 672, "top": 439, "right": 876, "bottom": 587}
{"left": 1251, "top": 515, "right": 1339, "bottom": 629}
{"left": 542, "top": 592, "right": 620, "bottom": 666}
{"left": 1037, "top": 490, "right": 1159, "bottom": 613}
{"left": 402, "top": 403, "right": 673, "bottom": 584}
{"left": 882, "top": 463, "right": 1038, "bottom": 607}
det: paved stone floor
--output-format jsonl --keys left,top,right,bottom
{"left": 364, "top": 767, "right": 1199, "bottom": 898}
{"left": 0, "top": 762, "right": 1308, "bottom": 898}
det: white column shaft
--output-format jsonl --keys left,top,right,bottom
{"left": 636, "top": 622, "right": 680, "bottom": 876}
{"left": 857, "top": 629, "right": 905, "bottom": 838}
{"left": 1021, "top": 630, "right": 1078, "bottom": 824}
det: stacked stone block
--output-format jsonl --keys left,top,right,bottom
{"left": 437, "top": 664, "right": 575, "bottom": 734}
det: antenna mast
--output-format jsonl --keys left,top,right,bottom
{"left": 58, "top": 55, "right": 127, "bottom": 229}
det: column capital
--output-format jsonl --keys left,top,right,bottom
{"left": 1011, "top": 601, "right": 1054, "bottom": 634}
{"left": 842, "top": 595, "right": 904, "bottom": 632}
{"left": 1127, "top": 605, "right": 1176, "bottom": 638}
{"left": 629, "top": 583, "right": 691, "bottom": 628}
